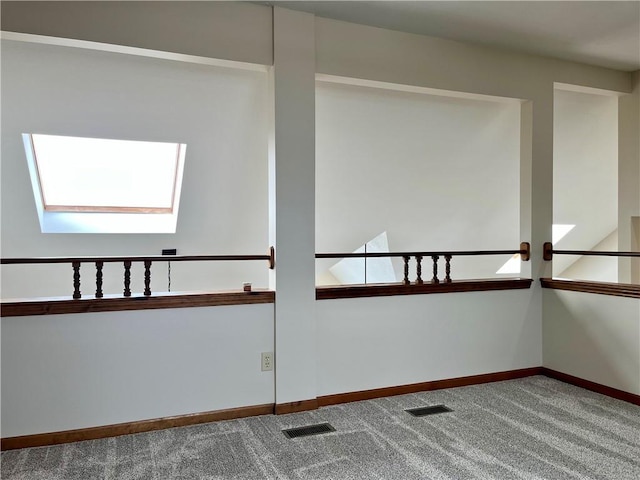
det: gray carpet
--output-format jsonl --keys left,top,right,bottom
{"left": 2, "top": 376, "right": 640, "bottom": 479}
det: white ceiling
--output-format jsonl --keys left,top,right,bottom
{"left": 268, "top": 1, "right": 640, "bottom": 72}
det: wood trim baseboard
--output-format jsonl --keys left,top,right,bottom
{"left": 317, "top": 278, "right": 532, "bottom": 301}
{"left": 541, "top": 368, "right": 640, "bottom": 406}
{"left": 540, "top": 278, "right": 640, "bottom": 299}
{"left": 274, "top": 398, "right": 319, "bottom": 415}
{"left": 1, "top": 403, "right": 275, "bottom": 451}
{"left": 317, "top": 367, "right": 543, "bottom": 407}
{"left": 1, "top": 291, "right": 275, "bottom": 317}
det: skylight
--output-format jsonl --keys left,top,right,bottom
{"left": 28, "top": 134, "right": 183, "bottom": 213}
{"left": 23, "top": 134, "right": 186, "bottom": 233}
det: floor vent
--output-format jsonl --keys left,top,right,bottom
{"left": 282, "top": 422, "right": 336, "bottom": 439}
{"left": 405, "top": 405, "right": 453, "bottom": 417}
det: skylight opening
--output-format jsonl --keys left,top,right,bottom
{"left": 23, "top": 134, "right": 187, "bottom": 233}
{"left": 28, "top": 134, "right": 184, "bottom": 214}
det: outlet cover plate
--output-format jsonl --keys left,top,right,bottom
{"left": 261, "top": 352, "right": 273, "bottom": 371}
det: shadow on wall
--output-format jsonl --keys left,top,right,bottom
{"left": 543, "top": 290, "right": 638, "bottom": 393}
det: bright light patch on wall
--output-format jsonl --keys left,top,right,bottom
{"left": 23, "top": 134, "right": 186, "bottom": 233}
{"left": 496, "top": 253, "right": 521, "bottom": 274}
{"left": 496, "top": 224, "right": 576, "bottom": 274}
{"left": 552, "top": 224, "right": 575, "bottom": 244}
{"left": 329, "top": 231, "right": 397, "bottom": 284}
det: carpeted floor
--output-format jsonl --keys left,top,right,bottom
{"left": 2, "top": 376, "right": 639, "bottom": 479}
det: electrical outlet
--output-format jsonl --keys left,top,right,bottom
{"left": 261, "top": 352, "right": 274, "bottom": 371}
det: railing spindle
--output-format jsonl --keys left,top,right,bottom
{"left": 72, "top": 261, "right": 81, "bottom": 299}
{"left": 444, "top": 255, "right": 452, "bottom": 283}
{"left": 431, "top": 255, "right": 440, "bottom": 284}
{"left": 415, "top": 255, "right": 423, "bottom": 284}
{"left": 95, "top": 261, "right": 104, "bottom": 298}
{"left": 123, "top": 261, "right": 132, "bottom": 297}
{"left": 144, "top": 260, "right": 152, "bottom": 296}
{"left": 402, "top": 256, "right": 410, "bottom": 285}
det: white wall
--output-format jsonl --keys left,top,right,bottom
{"left": 314, "top": 16, "right": 630, "bottom": 283}
{"left": 0, "top": 1, "right": 273, "bottom": 66}
{"left": 553, "top": 88, "right": 619, "bottom": 277}
{"left": 314, "top": 17, "right": 630, "bottom": 101}
{"left": 559, "top": 230, "right": 619, "bottom": 282}
{"left": 1, "top": 40, "right": 270, "bottom": 299}
{"left": 1, "top": 3, "right": 639, "bottom": 436}
{"left": 317, "top": 290, "right": 541, "bottom": 396}
{"left": 315, "top": 81, "right": 521, "bottom": 282}
{"left": 543, "top": 289, "right": 640, "bottom": 395}
{"left": 1, "top": 303, "right": 275, "bottom": 437}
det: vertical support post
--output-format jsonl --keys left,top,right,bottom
{"left": 444, "top": 255, "right": 452, "bottom": 283}
{"left": 95, "top": 261, "right": 104, "bottom": 298}
{"left": 363, "top": 243, "right": 367, "bottom": 284}
{"left": 270, "top": 7, "right": 317, "bottom": 409}
{"left": 431, "top": 255, "right": 440, "bottom": 284}
{"left": 144, "top": 260, "right": 152, "bottom": 296}
{"left": 618, "top": 74, "right": 640, "bottom": 283}
{"left": 123, "top": 261, "right": 132, "bottom": 297}
{"left": 72, "top": 261, "right": 81, "bottom": 299}
{"left": 402, "top": 256, "right": 411, "bottom": 285}
{"left": 415, "top": 255, "right": 423, "bottom": 284}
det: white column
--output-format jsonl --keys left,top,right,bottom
{"left": 520, "top": 101, "right": 533, "bottom": 279}
{"left": 533, "top": 91, "right": 555, "bottom": 279}
{"left": 269, "top": 7, "right": 317, "bottom": 408}
{"left": 532, "top": 89, "right": 554, "bottom": 370}
{"left": 618, "top": 72, "right": 640, "bottom": 283}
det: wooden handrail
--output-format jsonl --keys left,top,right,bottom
{"left": 553, "top": 250, "right": 640, "bottom": 256}
{"left": 1, "top": 253, "right": 274, "bottom": 265}
{"left": 316, "top": 243, "right": 530, "bottom": 285}
{"left": 316, "top": 244, "right": 530, "bottom": 260}
{"left": 542, "top": 242, "right": 640, "bottom": 261}
{"left": 1, "top": 248, "right": 275, "bottom": 300}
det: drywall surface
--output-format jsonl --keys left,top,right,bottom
{"left": 553, "top": 89, "right": 618, "bottom": 277}
{"left": 0, "top": 1, "right": 273, "bottom": 66}
{"left": 313, "top": 14, "right": 630, "bottom": 298}
{"left": 1, "top": 40, "right": 269, "bottom": 298}
{"left": 1, "top": 303, "right": 275, "bottom": 437}
{"left": 316, "top": 81, "right": 520, "bottom": 281}
{"left": 314, "top": 17, "right": 630, "bottom": 101}
{"left": 558, "top": 230, "right": 618, "bottom": 282}
{"left": 543, "top": 289, "right": 640, "bottom": 395}
{"left": 1, "top": 1, "right": 638, "bottom": 419}
{"left": 316, "top": 289, "right": 541, "bottom": 397}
